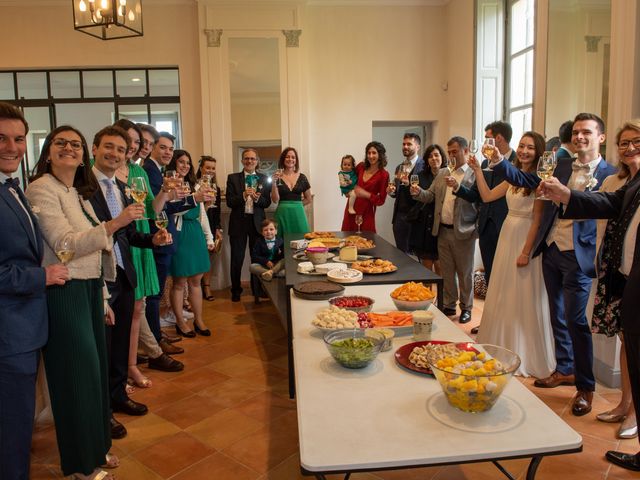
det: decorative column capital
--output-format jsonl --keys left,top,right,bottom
{"left": 282, "top": 29, "right": 302, "bottom": 48}
{"left": 585, "top": 35, "right": 602, "bottom": 53}
{"left": 204, "top": 29, "right": 223, "bottom": 47}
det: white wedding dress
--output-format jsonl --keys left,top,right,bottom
{"left": 477, "top": 189, "right": 556, "bottom": 378}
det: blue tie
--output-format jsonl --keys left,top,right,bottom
{"left": 102, "top": 179, "right": 124, "bottom": 269}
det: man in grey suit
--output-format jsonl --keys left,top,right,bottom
{"left": 411, "top": 136, "right": 478, "bottom": 324}
{"left": 0, "top": 102, "right": 68, "bottom": 479}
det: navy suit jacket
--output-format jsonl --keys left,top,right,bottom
{"left": 492, "top": 156, "right": 617, "bottom": 277}
{"left": 89, "top": 178, "right": 154, "bottom": 289}
{"left": 251, "top": 237, "right": 285, "bottom": 267}
{"left": 454, "top": 168, "right": 508, "bottom": 236}
{"left": 142, "top": 158, "right": 197, "bottom": 261}
{"left": 562, "top": 174, "right": 640, "bottom": 333}
{"left": 226, "top": 172, "right": 271, "bottom": 236}
{"left": 390, "top": 158, "right": 425, "bottom": 224}
{"left": 0, "top": 184, "right": 47, "bottom": 357}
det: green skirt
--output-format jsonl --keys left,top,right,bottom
{"left": 275, "top": 200, "right": 309, "bottom": 236}
{"left": 44, "top": 278, "right": 111, "bottom": 476}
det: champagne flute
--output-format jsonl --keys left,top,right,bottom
{"left": 482, "top": 138, "right": 496, "bottom": 159}
{"left": 355, "top": 214, "right": 363, "bottom": 234}
{"left": 55, "top": 233, "right": 75, "bottom": 265}
{"left": 130, "top": 176, "right": 148, "bottom": 219}
{"left": 199, "top": 175, "right": 213, "bottom": 209}
{"left": 469, "top": 139, "right": 479, "bottom": 154}
{"left": 165, "top": 170, "right": 180, "bottom": 202}
{"left": 410, "top": 174, "right": 419, "bottom": 187}
{"left": 154, "top": 211, "right": 172, "bottom": 245}
{"left": 275, "top": 168, "right": 284, "bottom": 186}
{"left": 447, "top": 155, "right": 457, "bottom": 175}
{"left": 536, "top": 152, "right": 557, "bottom": 200}
{"left": 182, "top": 181, "right": 192, "bottom": 206}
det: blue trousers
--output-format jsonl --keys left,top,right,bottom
{"left": 0, "top": 350, "right": 39, "bottom": 480}
{"left": 542, "top": 243, "right": 595, "bottom": 391}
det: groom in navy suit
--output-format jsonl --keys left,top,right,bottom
{"left": 490, "top": 113, "right": 616, "bottom": 416}
{"left": 0, "top": 102, "right": 68, "bottom": 479}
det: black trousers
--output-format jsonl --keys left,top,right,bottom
{"left": 392, "top": 211, "right": 411, "bottom": 254}
{"left": 105, "top": 267, "right": 135, "bottom": 404}
{"left": 145, "top": 255, "right": 170, "bottom": 343}
{"left": 478, "top": 220, "right": 501, "bottom": 284}
{"left": 229, "top": 215, "right": 261, "bottom": 296}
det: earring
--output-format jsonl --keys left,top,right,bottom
{"left": 46, "top": 158, "right": 51, "bottom": 163}
{"left": 80, "top": 162, "right": 85, "bottom": 167}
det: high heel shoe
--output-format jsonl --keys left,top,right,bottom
{"left": 194, "top": 322, "right": 211, "bottom": 336}
{"left": 175, "top": 323, "right": 196, "bottom": 338}
{"left": 618, "top": 424, "right": 638, "bottom": 439}
{"left": 596, "top": 411, "right": 626, "bottom": 423}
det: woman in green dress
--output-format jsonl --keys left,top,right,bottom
{"left": 270, "top": 147, "right": 311, "bottom": 236}
{"left": 168, "top": 149, "right": 214, "bottom": 336}
{"left": 113, "top": 119, "right": 170, "bottom": 389}
{"left": 27, "top": 126, "right": 127, "bottom": 479}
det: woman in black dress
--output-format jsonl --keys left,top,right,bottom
{"left": 408, "top": 144, "right": 446, "bottom": 275}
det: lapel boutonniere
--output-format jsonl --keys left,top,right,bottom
{"left": 585, "top": 175, "right": 598, "bottom": 191}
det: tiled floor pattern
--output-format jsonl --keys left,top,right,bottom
{"left": 30, "top": 291, "right": 640, "bottom": 479}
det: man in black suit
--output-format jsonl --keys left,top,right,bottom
{"left": 90, "top": 126, "right": 170, "bottom": 436}
{"left": 540, "top": 144, "right": 640, "bottom": 471}
{"left": 226, "top": 148, "right": 271, "bottom": 302}
{"left": 0, "top": 102, "right": 68, "bottom": 479}
{"left": 388, "top": 133, "right": 425, "bottom": 253}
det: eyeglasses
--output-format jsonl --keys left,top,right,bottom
{"left": 52, "top": 138, "right": 83, "bottom": 150}
{"left": 618, "top": 138, "right": 640, "bottom": 150}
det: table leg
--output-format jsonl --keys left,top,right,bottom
{"left": 525, "top": 456, "right": 543, "bottom": 480}
{"left": 492, "top": 461, "right": 516, "bottom": 480}
{"left": 286, "top": 287, "right": 296, "bottom": 399}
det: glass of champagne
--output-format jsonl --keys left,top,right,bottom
{"left": 536, "top": 152, "right": 557, "bottom": 200}
{"left": 447, "top": 155, "right": 457, "bottom": 175}
{"left": 182, "top": 180, "right": 192, "bottom": 206}
{"left": 130, "top": 176, "right": 148, "bottom": 219}
{"left": 355, "top": 214, "right": 363, "bottom": 234}
{"left": 55, "top": 233, "right": 75, "bottom": 265}
{"left": 165, "top": 170, "right": 180, "bottom": 202}
{"left": 199, "top": 175, "right": 213, "bottom": 209}
{"left": 410, "top": 174, "right": 419, "bottom": 187}
{"left": 482, "top": 138, "right": 496, "bottom": 160}
{"left": 275, "top": 168, "right": 284, "bottom": 186}
{"left": 154, "top": 211, "right": 172, "bottom": 245}
{"left": 469, "top": 139, "right": 479, "bottom": 154}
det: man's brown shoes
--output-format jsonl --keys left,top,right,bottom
{"left": 533, "top": 371, "right": 575, "bottom": 388}
{"left": 572, "top": 390, "right": 593, "bottom": 416}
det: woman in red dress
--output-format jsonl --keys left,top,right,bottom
{"left": 341, "top": 141, "right": 390, "bottom": 233}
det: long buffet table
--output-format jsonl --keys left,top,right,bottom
{"left": 290, "top": 284, "right": 582, "bottom": 479}
{"left": 282, "top": 232, "right": 444, "bottom": 398}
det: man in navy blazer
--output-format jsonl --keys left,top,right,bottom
{"left": 541, "top": 159, "right": 640, "bottom": 472}
{"left": 388, "top": 133, "right": 425, "bottom": 253}
{"left": 0, "top": 102, "right": 68, "bottom": 479}
{"left": 142, "top": 131, "right": 198, "bottom": 341}
{"left": 226, "top": 148, "right": 271, "bottom": 301}
{"left": 489, "top": 113, "right": 617, "bottom": 416}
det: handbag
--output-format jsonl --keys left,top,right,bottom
{"left": 474, "top": 269, "right": 487, "bottom": 299}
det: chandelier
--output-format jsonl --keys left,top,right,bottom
{"left": 72, "top": 0, "right": 143, "bottom": 40}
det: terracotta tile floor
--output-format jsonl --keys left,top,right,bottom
{"left": 30, "top": 290, "right": 640, "bottom": 479}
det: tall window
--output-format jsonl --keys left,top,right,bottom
{"left": 0, "top": 67, "right": 181, "bottom": 184}
{"left": 475, "top": 0, "right": 535, "bottom": 145}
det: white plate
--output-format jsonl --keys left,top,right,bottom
{"left": 332, "top": 255, "right": 373, "bottom": 264}
{"left": 293, "top": 252, "right": 335, "bottom": 262}
{"left": 326, "top": 268, "right": 363, "bottom": 284}
{"left": 297, "top": 269, "right": 326, "bottom": 276}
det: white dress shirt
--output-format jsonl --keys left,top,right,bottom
{"left": 441, "top": 163, "right": 469, "bottom": 225}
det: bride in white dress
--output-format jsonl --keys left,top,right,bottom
{"left": 452, "top": 132, "right": 555, "bottom": 378}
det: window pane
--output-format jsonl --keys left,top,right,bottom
{"left": 118, "top": 104, "right": 149, "bottom": 123}
{"left": 50, "top": 71, "right": 81, "bottom": 98}
{"left": 0, "top": 73, "right": 15, "bottom": 100}
{"left": 83, "top": 71, "right": 113, "bottom": 98}
{"left": 17, "top": 72, "right": 47, "bottom": 99}
{"left": 149, "top": 69, "right": 179, "bottom": 97}
{"left": 509, "top": 108, "right": 532, "bottom": 146}
{"left": 510, "top": 0, "right": 534, "bottom": 54}
{"left": 55, "top": 102, "right": 115, "bottom": 150}
{"left": 22, "top": 107, "right": 51, "bottom": 183}
{"left": 509, "top": 50, "right": 533, "bottom": 108}
{"left": 151, "top": 103, "right": 181, "bottom": 145}
{"left": 116, "top": 70, "right": 146, "bottom": 97}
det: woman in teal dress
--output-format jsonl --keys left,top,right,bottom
{"left": 113, "top": 119, "right": 169, "bottom": 389}
{"left": 270, "top": 147, "right": 311, "bottom": 235}
{"left": 168, "top": 149, "right": 214, "bottom": 337}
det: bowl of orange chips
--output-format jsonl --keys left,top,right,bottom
{"left": 390, "top": 282, "right": 435, "bottom": 311}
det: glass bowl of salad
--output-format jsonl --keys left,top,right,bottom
{"left": 323, "top": 328, "right": 384, "bottom": 369}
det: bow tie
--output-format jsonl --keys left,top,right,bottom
{"left": 4, "top": 177, "right": 20, "bottom": 188}
{"left": 572, "top": 162, "right": 591, "bottom": 172}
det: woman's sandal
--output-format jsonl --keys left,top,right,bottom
{"left": 127, "top": 365, "right": 152, "bottom": 388}
{"left": 202, "top": 283, "right": 215, "bottom": 301}
{"left": 101, "top": 453, "right": 119, "bottom": 469}
{"left": 73, "top": 468, "right": 116, "bottom": 479}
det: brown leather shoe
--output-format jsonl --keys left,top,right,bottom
{"left": 572, "top": 390, "right": 593, "bottom": 416}
{"left": 159, "top": 338, "right": 184, "bottom": 355}
{"left": 533, "top": 371, "right": 575, "bottom": 388}
{"left": 162, "top": 332, "right": 182, "bottom": 344}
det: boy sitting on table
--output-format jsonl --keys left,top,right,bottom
{"left": 250, "top": 219, "right": 285, "bottom": 281}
